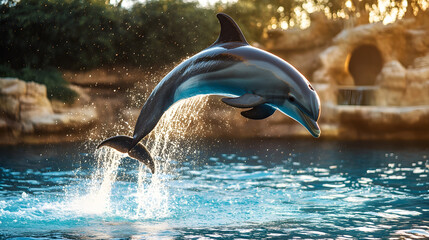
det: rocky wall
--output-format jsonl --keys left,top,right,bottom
{"left": 265, "top": 11, "right": 429, "bottom": 140}
{"left": 0, "top": 78, "right": 97, "bottom": 144}
{"left": 2, "top": 12, "right": 429, "bottom": 143}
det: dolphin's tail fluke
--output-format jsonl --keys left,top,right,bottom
{"left": 97, "top": 135, "right": 155, "bottom": 173}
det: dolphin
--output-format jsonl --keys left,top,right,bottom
{"left": 97, "top": 13, "right": 321, "bottom": 173}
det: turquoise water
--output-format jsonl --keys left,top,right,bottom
{"left": 0, "top": 139, "right": 428, "bottom": 239}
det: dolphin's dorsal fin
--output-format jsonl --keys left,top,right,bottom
{"left": 212, "top": 13, "right": 248, "bottom": 46}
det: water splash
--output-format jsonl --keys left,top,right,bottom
{"left": 146, "top": 95, "right": 209, "bottom": 165}
{"left": 135, "top": 95, "right": 209, "bottom": 218}
{"left": 1, "top": 140, "right": 428, "bottom": 239}
{"left": 69, "top": 148, "right": 124, "bottom": 215}
{"left": 75, "top": 95, "right": 209, "bottom": 218}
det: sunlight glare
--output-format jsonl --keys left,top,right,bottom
{"left": 345, "top": 0, "right": 352, "bottom": 8}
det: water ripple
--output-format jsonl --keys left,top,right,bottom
{"left": 0, "top": 140, "right": 428, "bottom": 239}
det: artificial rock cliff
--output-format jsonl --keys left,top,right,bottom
{"left": 0, "top": 78, "right": 97, "bottom": 144}
{"left": 2, "top": 12, "right": 429, "bottom": 143}
{"left": 263, "top": 11, "right": 429, "bottom": 140}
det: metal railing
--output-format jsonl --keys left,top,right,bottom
{"left": 337, "top": 86, "right": 379, "bottom": 106}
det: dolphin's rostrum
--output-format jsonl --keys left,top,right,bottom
{"left": 97, "top": 13, "right": 321, "bottom": 173}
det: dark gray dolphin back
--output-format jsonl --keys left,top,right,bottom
{"left": 211, "top": 13, "right": 248, "bottom": 46}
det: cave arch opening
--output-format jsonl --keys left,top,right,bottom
{"left": 348, "top": 44, "right": 383, "bottom": 86}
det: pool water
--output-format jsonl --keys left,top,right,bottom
{"left": 0, "top": 139, "right": 428, "bottom": 239}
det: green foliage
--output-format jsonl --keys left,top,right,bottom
{"left": 117, "top": 0, "right": 218, "bottom": 67}
{"left": 0, "top": 0, "right": 218, "bottom": 70}
{"left": 0, "top": 65, "right": 77, "bottom": 103}
{"left": 0, "top": 0, "right": 121, "bottom": 70}
{"left": 0, "top": 0, "right": 219, "bottom": 104}
{"left": 1, "top": 0, "right": 423, "bottom": 71}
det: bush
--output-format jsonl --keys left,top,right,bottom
{"left": 0, "top": 0, "right": 122, "bottom": 70}
{"left": 0, "top": 0, "right": 220, "bottom": 104}
{"left": 0, "top": 65, "right": 77, "bottom": 103}
{"left": 0, "top": 0, "right": 218, "bottom": 70}
{"left": 117, "top": 0, "right": 218, "bottom": 67}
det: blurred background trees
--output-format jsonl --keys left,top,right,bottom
{"left": 0, "top": 0, "right": 217, "bottom": 70}
{"left": 0, "top": 0, "right": 427, "bottom": 102}
{"left": 217, "top": 0, "right": 427, "bottom": 43}
{"left": 117, "top": 0, "right": 218, "bottom": 67}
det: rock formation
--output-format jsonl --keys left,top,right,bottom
{"left": 265, "top": 12, "right": 343, "bottom": 79}
{"left": 0, "top": 78, "right": 97, "bottom": 144}
{"left": 264, "top": 11, "right": 429, "bottom": 139}
{"left": 2, "top": 12, "right": 429, "bottom": 142}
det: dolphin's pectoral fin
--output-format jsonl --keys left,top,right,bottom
{"left": 97, "top": 135, "right": 155, "bottom": 174}
{"left": 221, "top": 93, "right": 265, "bottom": 108}
{"left": 241, "top": 105, "right": 276, "bottom": 120}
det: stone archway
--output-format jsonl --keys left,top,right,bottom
{"left": 348, "top": 44, "right": 383, "bottom": 86}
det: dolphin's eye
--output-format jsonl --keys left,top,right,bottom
{"left": 308, "top": 84, "right": 314, "bottom": 91}
{"left": 288, "top": 95, "right": 295, "bottom": 103}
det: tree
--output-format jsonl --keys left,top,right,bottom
{"left": 116, "top": 0, "right": 218, "bottom": 67}
{"left": 0, "top": 0, "right": 219, "bottom": 69}
{"left": 0, "top": 0, "right": 123, "bottom": 70}
{"left": 218, "top": 0, "right": 428, "bottom": 43}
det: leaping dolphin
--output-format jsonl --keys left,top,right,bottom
{"left": 98, "top": 13, "right": 321, "bottom": 173}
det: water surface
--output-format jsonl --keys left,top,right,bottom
{"left": 0, "top": 139, "right": 428, "bottom": 239}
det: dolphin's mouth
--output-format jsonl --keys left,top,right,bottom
{"left": 297, "top": 109, "right": 321, "bottom": 138}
